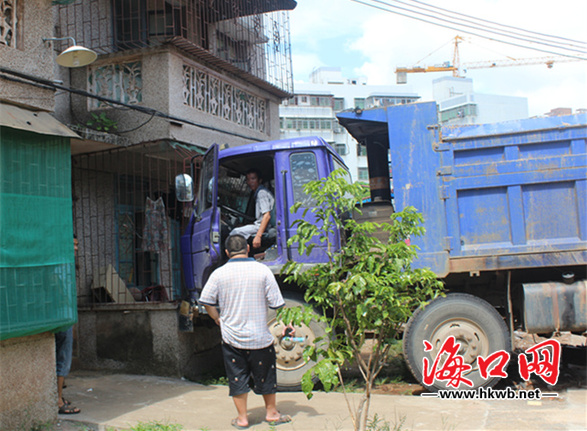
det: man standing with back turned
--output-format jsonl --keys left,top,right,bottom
{"left": 199, "top": 234, "right": 292, "bottom": 429}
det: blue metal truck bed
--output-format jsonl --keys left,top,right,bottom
{"left": 337, "top": 102, "right": 587, "bottom": 278}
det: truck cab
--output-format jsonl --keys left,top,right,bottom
{"left": 177, "top": 137, "right": 348, "bottom": 389}
{"left": 180, "top": 136, "right": 349, "bottom": 295}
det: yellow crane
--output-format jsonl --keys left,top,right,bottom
{"left": 395, "top": 36, "right": 583, "bottom": 84}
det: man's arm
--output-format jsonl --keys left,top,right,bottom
{"left": 253, "top": 211, "right": 271, "bottom": 249}
{"left": 203, "top": 304, "right": 220, "bottom": 326}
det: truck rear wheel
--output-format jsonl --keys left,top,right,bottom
{"left": 267, "top": 293, "right": 328, "bottom": 391}
{"left": 403, "top": 293, "right": 510, "bottom": 391}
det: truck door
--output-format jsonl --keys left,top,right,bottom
{"left": 190, "top": 144, "right": 220, "bottom": 291}
{"left": 280, "top": 149, "right": 339, "bottom": 263}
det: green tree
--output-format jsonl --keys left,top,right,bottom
{"left": 279, "top": 170, "right": 444, "bottom": 431}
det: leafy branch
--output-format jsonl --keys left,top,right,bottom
{"left": 279, "top": 169, "right": 444, "bottom": 431}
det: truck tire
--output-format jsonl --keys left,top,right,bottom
{"left": 267, "top": 293, "right": 328, "bottom": 391}
{"left": 403, "top": 293, "right": 510, "bottom": 391}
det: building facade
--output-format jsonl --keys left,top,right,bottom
{"left": 433, "top": 76, "right": 528, "bottom": 125}
{"left": 280, "top": 67, "right": 420, "bottom": 182}
{"left": 0, "top": 0, "right": 79, "bottom": 429}
{"left": 55, "top": 0, "right": 295, "bottom": 378}
{"left": 1, "top": 0, "right": 297, "bottom": 413}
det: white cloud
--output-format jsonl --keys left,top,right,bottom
{"left": 292, "top": 52, "right": 326, "bottom": 81}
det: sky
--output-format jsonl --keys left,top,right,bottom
{"left": 287, "top": 0, "right": 587, "bottom": 117}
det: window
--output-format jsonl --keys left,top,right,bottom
{"left": 334, "top": 98, "right": 344, "bottom": 111}
{"left": 358, "top": 167, "right": 369, "bottom": 181}
{"left": 357, "top": 145, "right": 367, "bottom": 157}
{"left": 334, "top": 159, "right": 352, "bottom": 183}
{"left": 290, "top": 152, "right": 318, "bottom": 205}
{"left": 440, "top": 104, "right": 478, "bottom": 122}
{"left": 309, "top": 96, "right": 331, "bottom": 106}
{"left": 354, "top": 98, "right": 365, "bottom": 109}
{"left": 283, "top": 117, "right": 335, "bottom": 130}
{"left": 335, "top": 143, "right": 348, "bottom": 155}
{"left": 114, "top": 0, "right": 186, "bottom": 50}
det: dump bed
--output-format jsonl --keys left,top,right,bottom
{"left": 337, "top": 102, "right": 587, "bottom": 277}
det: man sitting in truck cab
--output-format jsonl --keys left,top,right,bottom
{"left": 229, "top": 168, "right": 275, "bottom": 251}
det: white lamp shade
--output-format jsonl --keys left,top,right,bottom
{"left": 56, "top": 45, "right": 98, "bottom": 68}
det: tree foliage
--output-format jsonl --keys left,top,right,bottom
{"left": 279, "top": 170, "right": 444, "bottom": 431}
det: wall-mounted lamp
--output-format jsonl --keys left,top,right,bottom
{"left": 43, "top": 36, "right": 97, "bottom": 68}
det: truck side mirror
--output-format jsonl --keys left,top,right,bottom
{"left": 175, "top": 174, "right": 194, "bottom": 202}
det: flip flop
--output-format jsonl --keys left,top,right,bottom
{"left": 266, "top": 414, "right": 292, "bottom": 426}
{"left": 58, "top": 404, "right": 80, "bottom": 415}
{"left": 231, "top": 418, "right": 249, "bottom": 430}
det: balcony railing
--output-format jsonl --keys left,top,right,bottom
{"left": 55, "top": 0, "right": 294, "bottom": 95}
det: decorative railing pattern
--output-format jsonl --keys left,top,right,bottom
{"left": 88, "top": 61, "right": 142, "bottom": 110}
{"left": 1, "top": 0, "right": 17, "bottom": 47}
{"left": 182, "top": 64, "right": 266, "bottom": 133}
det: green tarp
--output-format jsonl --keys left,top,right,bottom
{"left": 0, "top": 127, "right": 76, "bottom": 341}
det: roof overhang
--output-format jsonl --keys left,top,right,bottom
{"left": 0, "top": 103, "right": 79, "bottom": 139}
{"left": 209, "top": 0, "right": 297, "bottom": 21}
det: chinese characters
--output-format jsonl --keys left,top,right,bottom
{"left": 423, "top": 336, "right": 561, "bottom": 388}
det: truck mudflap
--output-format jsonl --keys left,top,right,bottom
{"left": 523, "top": 280, "right": 587, "bottom": 333}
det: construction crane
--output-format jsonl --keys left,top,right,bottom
{"left": 395, "top": 36, "right": 583, "bottom": 84}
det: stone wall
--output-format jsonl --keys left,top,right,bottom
{"left": 0, "top": 333, "right": 57, "bottom": 430}
{"left": 76, "top": 305, "right": 224, "bottom": 381}
{"left": 0, "top": 0, "right": 57, "bottom": 111}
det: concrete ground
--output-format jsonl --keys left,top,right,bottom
{"left": 54, "top": 371, "right": 586, "bottom": 431}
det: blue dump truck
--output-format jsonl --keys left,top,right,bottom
{"left": 176, "top": 101, "right": 587, "bottom": 391}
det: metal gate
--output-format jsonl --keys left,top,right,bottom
{"left": 72, "top": 141, "right": 200, "bottom": 305}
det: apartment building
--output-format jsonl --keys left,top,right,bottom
{"left": 280, "top": 67, "right": 420, "bottom": 182}
{"left": 433, "top": 76, "right": 528, "bottom": 125}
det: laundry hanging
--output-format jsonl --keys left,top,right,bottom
{"left": 142, "top": 197, "right": 169, "bottom": 252}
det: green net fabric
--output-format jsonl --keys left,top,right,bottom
{"left": 0, "top": 128, "right": 76, "bottom": 341}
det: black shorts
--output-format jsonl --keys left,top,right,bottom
{"left": 222, "top": 342, "right": 278, "bottom": 397}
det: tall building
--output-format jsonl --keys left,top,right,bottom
{"left": 280, "top": 67, "right": 420, "bottom": 182}
{"left": 434, "top": 76, "right": 528, "bottom": 125}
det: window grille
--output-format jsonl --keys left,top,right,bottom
{"left": 0, "top": 0, "right": 17, "bottom": 48}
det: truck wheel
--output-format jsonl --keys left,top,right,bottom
{"left": 267, "top": 293, "right": 328, "bottom": 391}
{"left": 403, "top": 293, "right": 510, "bottom": 391}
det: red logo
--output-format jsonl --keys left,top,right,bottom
{"left": 423, "top": 337, "right": 561, "bottom": 388}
